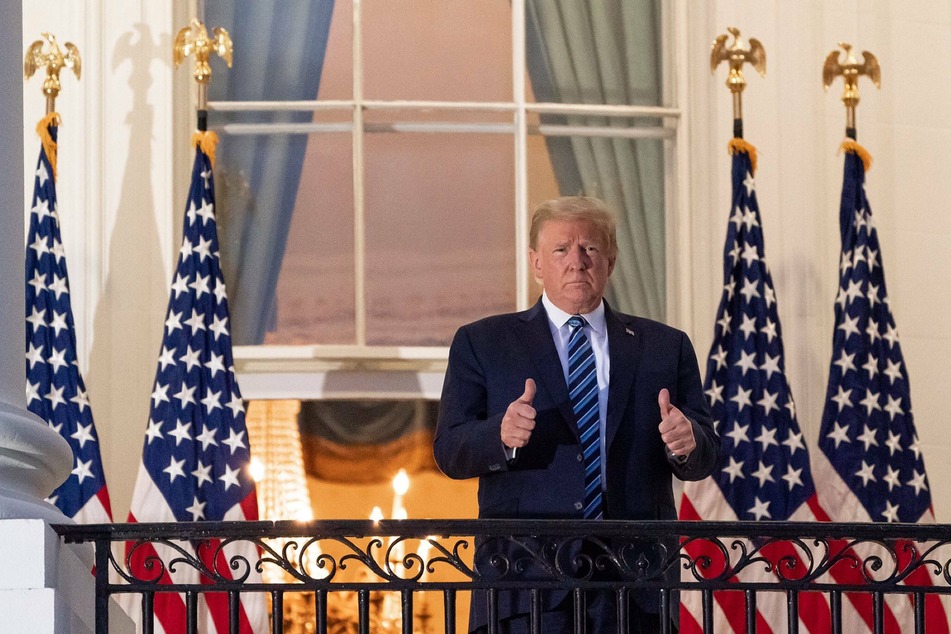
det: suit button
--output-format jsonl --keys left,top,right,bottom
{"left": 574, "top": 502, "right": 583, "bottom": 510}
{"left": 577, "top": 453, "right": 584, "bottom": 462}
{"left": 489, "top": 463, "right": 501, "bottom": 471}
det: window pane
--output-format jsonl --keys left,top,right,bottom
{"left": 363, "top": 0, "right": 512, "bottom": 102}
{"left": 320, "top": 0, "right": 354, "bottom": 101}
{"left": 204, "top": 0, "right": 348, "bottom": 103}
{"left": 524, "top": 0, "right": 662, "bottom": 107}
{"left": 364, "top": 132, "right": 516, "bottom": 346}
{"left": 216, "top": 130, "right": 356, "bottom": 345}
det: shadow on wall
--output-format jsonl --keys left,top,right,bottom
{"left": 87, "top": 23, "right": 174, "bottom": 520}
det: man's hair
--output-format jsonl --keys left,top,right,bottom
{"left": 529, "top": 196, "right": 618, "bottom": 257}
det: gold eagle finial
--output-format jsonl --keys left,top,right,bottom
{"left": 823, "top": 42, "right": 880, "bottom": 134}
{"left": 822, "top": 42, "right": 880, "bottom": 99}
{"left": 710, "top": 26, "right": 766, "bottom": 87}
{"left": 174, "top": 18, "right": 233, "bottom": 86}
{"left": 174, "top": 18, "right": 232, "bottom": 118}
{"left": 710, "top": 27, "right": 766, "bottom": 126}
{"left": 24, "top": 33, "right": 81, "bottom": 114}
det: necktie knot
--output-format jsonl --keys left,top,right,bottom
{"left": 567, "top": 315, "right": 585, "bottom": 330}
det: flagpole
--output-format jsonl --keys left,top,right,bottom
{"left": 822, "top": 42, "right": 881, "bottom": 140}
{"left": 174, "top": 18, "right": 233, "bottom": 132}
{"left": 710, "top": 26, "right": 765, "bottom": 140}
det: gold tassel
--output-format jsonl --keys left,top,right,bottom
{"left": 191, "top": 130, "right": 219, "bottom": 168}
{"left": 840, "top": 139, "right": 873, "bottom": 172}
{"left": 36, "top": 113, "right": 62, "bottom": 180}
{"left": 727, "top": 137, "right": 758, "bottom": 175}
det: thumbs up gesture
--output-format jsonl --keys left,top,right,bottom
{"left": 658, "top": 388, "right": 696, "bottom": 460}
{"left": 501, "top": 379, "right": 537, "bottom": 449}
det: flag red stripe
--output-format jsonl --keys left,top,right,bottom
{"left": 895, "top": 539, "right": 950, "bottom": 634}
{"left": 679, "top": 602, "right": 703, "bottom": 634}
{"left": 807, "top": 496, "right": 904, "bottom": 633}
{"left": 680, "top": 496, "right": 775, "bottom": 634}
{"left": 125, "top": 534, "right": 189, "bottom": 631}
{"left": 200, "top": 538, "right": 254, "bottom": 634}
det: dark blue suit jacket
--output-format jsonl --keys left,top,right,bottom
{"left": 433, "top": 300, "right": 719, "bottom": 630}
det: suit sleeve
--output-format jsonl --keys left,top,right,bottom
{"left": 433, "top": 325, "right": 511, "bottom": 480}
{"left": 669, "top": 331, "right": 720, "bottom": 481}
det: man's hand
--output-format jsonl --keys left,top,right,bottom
{"left": 501, "top": 379, "right": 536, "bottom": 449}
{"left": 658, "top": 388, "right": 696, "bottom": 459}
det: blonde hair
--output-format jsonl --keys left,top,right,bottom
{"left": 529, "top": 196, "right": 618, "bottom": 257}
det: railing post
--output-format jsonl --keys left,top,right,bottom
{"left": 573, "top": 588, "right": 585, "bottom": 634}
{"left": 745, "top": 589, "right": 756, "bottom": 634}
{"left": 358, "top": 589, "right": 370, "bottom": 634}
{"left": 443, "top": 588, "right": 457, "bottom": 634}
{"left": 786, "top": 590, "right": 799, "bottom": 634}
{"left": 316, "top": 589, "right": 328, "bottom": 634}
{"left": 658, "top": 588, "right": 669, "bottom": 634}
{"left": 830, "top": 590, "right": 841, "bottom": 634}
{"left": 271, "top": 591, "right": 284, "bottom": 634}
{"left": 702, "top": 589, "right": 714, "bottom": 633}
{"left": 401, "top": 589, "right": 413, "bottom": 634}
{"left": 95, "top": 535, "right": 110, "bottom": 634}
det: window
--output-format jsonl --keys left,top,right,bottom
{"left": 203, "top": 0, "right": 682, "bottom": 396}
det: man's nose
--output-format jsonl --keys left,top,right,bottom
{"left": 567, "top": 246, "right": 589, "bottom": 269}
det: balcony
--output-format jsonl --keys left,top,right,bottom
{"left": 55, "top": 519, "right": 951, "bottom": 634}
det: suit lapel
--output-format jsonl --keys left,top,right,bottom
{"left": 605, "top": 305, "right": 642, "bottom": 450}
{"left": 518, "top": 300, "right": 578, "bottom": 441}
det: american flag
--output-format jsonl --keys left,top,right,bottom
{"left": 679, "top": 142, "right": 870, "bottom": 633}
{"left": 25, "top": 119, "right": 113, "bottom": 523}
{"left": 124, "top": 133, "right": 267, "bottom": 633}
{"left": 812, "top": 142, "right": 950, "bottom": 631}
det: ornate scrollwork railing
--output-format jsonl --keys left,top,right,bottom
{"left": 55, "top": 520, "right": 951, "bottom": 633}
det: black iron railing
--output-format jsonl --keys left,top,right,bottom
{"left": 55, "top": 520, "right": 951, "bottom": 634}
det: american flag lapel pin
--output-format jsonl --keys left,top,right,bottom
{"left": 625, "top": 327, "right": 635, "bottom": 336}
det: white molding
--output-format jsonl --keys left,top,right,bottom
{"left": 84, "top": 0, "right": 106, "bottom": 370}
{"left": 237, "top": 370, "right": 447, "bottom": 401}
{"left": 210, "top": 99, "right": 681, "bottom": 117}
{"left": 682, "top": 2, "right": 720, "bottom": 352}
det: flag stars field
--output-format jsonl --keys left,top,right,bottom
{"left": 681, "top": 148, "right": 819, "bottom": 535}
{"left": 24, "top": 124, "right": 112, "bottom": 523}
{"left": 816, "top": 147, "right": 937, "bottom": 534}
{"left": 126, "top": 134, "right": 264, "bottom": 634}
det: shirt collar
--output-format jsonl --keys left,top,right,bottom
{"left": 541, "top": 291, "right": 606, "bottom": 336}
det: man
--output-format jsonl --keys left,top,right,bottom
{"left": 434, "top": 196, "right": 719, "bottom": 633}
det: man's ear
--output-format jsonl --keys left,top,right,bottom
{"left": 608, "top": 254, "right": 617, "bottom": 276}
{"left": 529, "top": 249, "right": 541, "bottom": 280}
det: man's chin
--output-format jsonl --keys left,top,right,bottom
{"left": 562, "top": 292, "right": 601, "bottom": 313}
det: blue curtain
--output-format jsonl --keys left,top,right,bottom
{"left": 205, "top": 1, "right": 335, "bottom": 344}
{"left": 525, "top": 0, "right": 665, "bottom": 320}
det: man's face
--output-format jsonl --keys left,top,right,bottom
{"left": 529, "top": 218, "right": 616, "bottom": 315}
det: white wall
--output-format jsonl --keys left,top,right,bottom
{"left": 686, "top": 1, "right": 951, "bottom": 522}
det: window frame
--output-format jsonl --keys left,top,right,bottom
{"left": 208, "top": 0, "right": 691, "bottom": 399}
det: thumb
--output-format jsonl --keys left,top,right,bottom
{"left": 658, "top": 388, "right": 672, "bottom": 417}
{"left": 520, "top": 378, "right": 536, "bottom": 404}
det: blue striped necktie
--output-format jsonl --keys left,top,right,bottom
{"left": 566, "top": 315, "right": 603, "bottom": 519}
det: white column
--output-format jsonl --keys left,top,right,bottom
{"left": 0, "top": 0, "right": 72, "bottom": 524}
{"left": 0, "top": 0, "right": 112, "bottom": 631}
